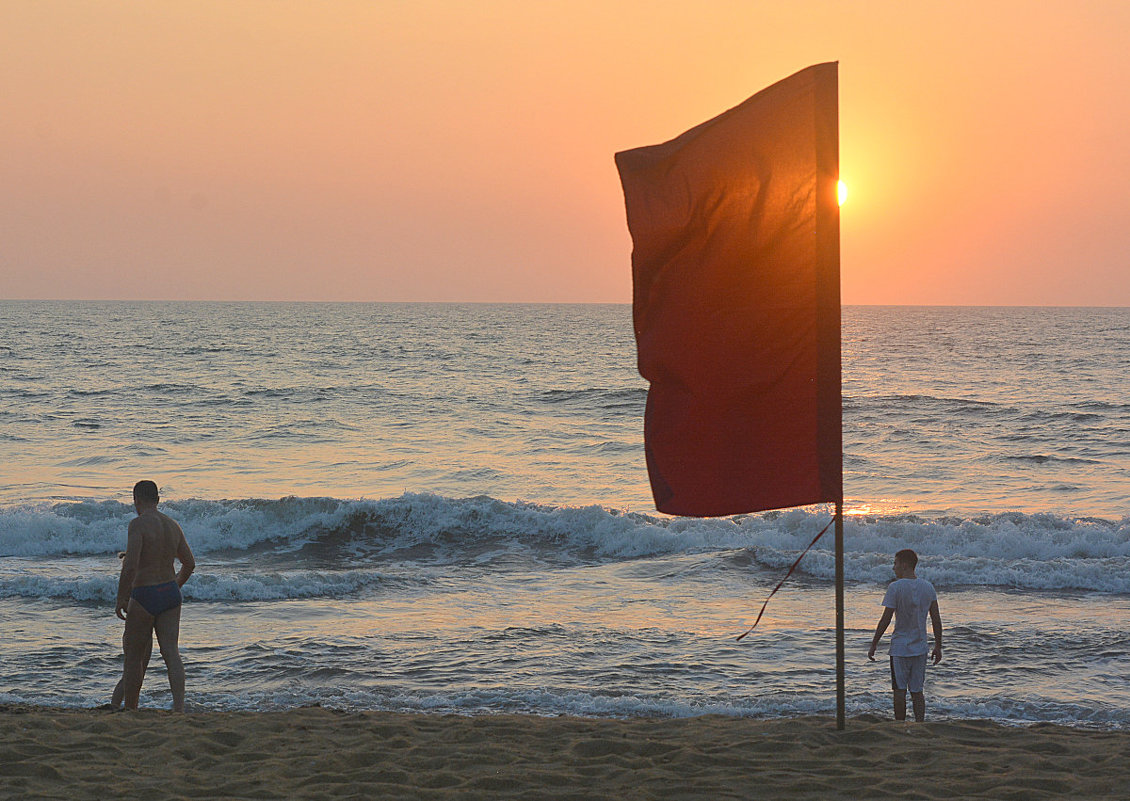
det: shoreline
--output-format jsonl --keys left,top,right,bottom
{"left": 2, "top": 706, "right": 1127, "bottom": 799}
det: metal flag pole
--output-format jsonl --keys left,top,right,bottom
{"left": 835, "top": 499, "right": 845, "bottom": 730}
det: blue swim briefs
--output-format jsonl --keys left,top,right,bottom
{"left": 130, "top": 581, "right": 182, "bottom": 617}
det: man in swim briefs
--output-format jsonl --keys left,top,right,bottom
{"left": 115, "top": 480, "right": 195, "bottom": 711}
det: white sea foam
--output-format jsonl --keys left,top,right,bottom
{"left": 0, "top": 568, "right": 401, "bottom": 603}
{"left": 2, "top": 494, "right": 1128, "bottom": 595}
{"left": 0, "top": 686, "right": 1122, "bottom": 729}
{"left": 741, "top": 511, "right": 1130, "bottom": 592}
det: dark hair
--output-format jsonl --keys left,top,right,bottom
{"left": 133, "top": 480, "right": 159, "bottom": 503}
{"left": 895, "top": 548, "right": 918, "bottom": 568}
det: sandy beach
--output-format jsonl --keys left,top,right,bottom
{"left": 1, "top": 707, "right": 1126, "bottom": 800}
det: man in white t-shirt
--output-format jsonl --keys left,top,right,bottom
{"left": 867, "top": 549, "right": 943, "bottom": 722}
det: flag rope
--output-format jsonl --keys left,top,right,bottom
{"left": 736, "top": 517, "right": 836, "bottom": 641}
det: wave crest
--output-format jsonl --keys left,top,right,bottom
{"left": 1, "top": 495, "right": 1127, "bottom": 594}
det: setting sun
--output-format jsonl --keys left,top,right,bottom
{"left": 837, "top": 180, "right": 848, "bottom": 206}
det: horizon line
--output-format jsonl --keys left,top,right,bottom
{"left": 2, "top": 298, "right": 1129, "bottom": 310}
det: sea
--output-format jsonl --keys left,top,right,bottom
{"left": 0, "top": 301, "right": 1127, "bottom": 729}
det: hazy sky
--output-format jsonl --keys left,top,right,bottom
{"left": 3, "top": 1, "right": 1128, "bottom": 304}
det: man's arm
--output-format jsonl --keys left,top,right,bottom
{"left": 174, "top": 523, "right": 195, "bottom": 587}
{"left": 929, "top": 599, "right": 943, "bottom": 664}
{"left": 868, "top": 607, "right": 894, "bottom": 661}
{"left": 116, "top": 521, "right": 142, "bottom": 620}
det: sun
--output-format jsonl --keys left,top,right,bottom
{"left": 837, "top": 180, "right": 848, "bottom": 206}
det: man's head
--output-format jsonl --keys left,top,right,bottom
{"left": 133, "top": 480, "right": 159, "bottom": 511}
{"left": 894, "top": 548, "right": 918, "bottom": 578}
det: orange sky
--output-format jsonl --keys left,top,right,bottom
{"left": 2, "top": 1, "right": 1128, "bottom": 304}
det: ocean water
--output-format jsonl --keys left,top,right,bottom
{"left": 0, "top": 301, "right": 1127, "bottom": 728}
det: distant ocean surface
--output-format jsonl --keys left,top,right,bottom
{"left": 1, "top": 302, "right": 1127, "bottom": 728}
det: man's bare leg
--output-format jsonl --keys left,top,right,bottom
{"left": 121, "top": 599, "right": 154, "bottom": 709}
{"left": 112, "top": 628, "right": 152, "bottom": 710}
{"left": 893, "top": 689, "right": 907, "bottom": 721}
{"left": 910, "top": 691, "right": 926, "bottom": 722}
{"left": 154, "top": 606, "right": 185, "bottom": 712}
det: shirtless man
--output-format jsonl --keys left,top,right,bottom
{"left": 115, "top": 480, "right": 195, "bottom": 711}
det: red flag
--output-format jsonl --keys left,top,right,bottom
{"left": 616, "top": 63, "right": 841, "bottom": 517}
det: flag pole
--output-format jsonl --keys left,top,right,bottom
{"left": 835, "top": 499, "right": 845, "bottom": 730}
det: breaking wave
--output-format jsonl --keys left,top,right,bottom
{"left": 1, "top": 494, "right": 1127, "bottom": 596}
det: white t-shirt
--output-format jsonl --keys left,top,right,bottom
{"left": 881, "top": 577, "right": 937, "bottom": 657}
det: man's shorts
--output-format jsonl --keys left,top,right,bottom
{"left": 889, "top": 654, "right": 927, "bottom": 693}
